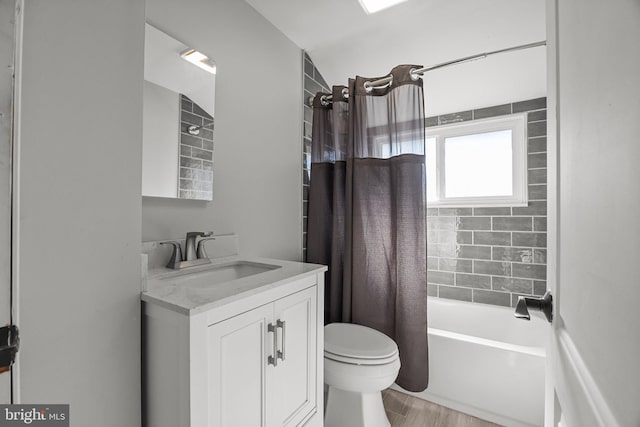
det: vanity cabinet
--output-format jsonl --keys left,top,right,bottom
{"left": 143, "top": 266, "right": 325, "bottom": 427}
{"left": 208, "top": 287, "right": 316, "bottom": 427}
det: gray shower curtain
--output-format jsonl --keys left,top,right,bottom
{"left": 307, "top": 65, "right": 429, "bottom": 392}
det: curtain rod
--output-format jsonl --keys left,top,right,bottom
{"left": 308, "top": 40, "right": 546, "bottom": 106}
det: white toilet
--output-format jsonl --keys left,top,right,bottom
{"left": 323, "top": 323, "right": 401, "bottom": 427}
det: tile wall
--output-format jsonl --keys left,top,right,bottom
{"left": 302, "top": 53, "right": 330, "bottom": 259}
{"left": 178, "top": 94, "right": 214, "bottom": 200}
{"left": 426, "top": 98, "right": 548, "bottom": 307}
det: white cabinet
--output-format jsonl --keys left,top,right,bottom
{"left": 143, "top": 270, "right": 324, "bottom": 427}
{"left": 208, "top": 287, "right": 317, "bottom": 427}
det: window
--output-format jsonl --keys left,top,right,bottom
{"left": 426, "top": 113, "right": 527, "bottom": 207}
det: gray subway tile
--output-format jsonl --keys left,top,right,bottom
{"left": 534, "top": 280, "right": 547, "bottom": 295}
{"left": 474, "top": 231, "right": 511, "bottom": 246}
{"left": 534, "top": 217, "right": 547, "bottom": 231}
{"left": 427, "top": 257, "right": 439, "bottom": 270}
{"left": 457, "top": 245, "right": 492, "bottom": 260}
{"left": 179, "top": 178, "right": 193, "bottom": 190}
{"left": 512, "top": 232, "right": 547, "bottom": 248}
{"left": 304, "top": 105, "right": 313, "bottom": 123}
{"left": 427, "top": 284, "right": 438, "bottom": 297}
{"left": 203, "top": 139, "right": 214, "bottom": 151}
{"left": 191, "top": 147, "right": 213, "bottom": 161}
{"left": 473, "top": 289, "right": 511, "bottom": 307}
{"left": 182, "top": 111, "right": 203, "bottom": 126}
{"left": 439, "top": 208, "right": 473, "bottom": 216}
{"left": 427, "top": 270, "right": 455, "bottom": 286}
{"left": 438, "top": 285, "right": 472, "bottom": 302}
{"left": 492, "top": 217, "right": 533, "bottom": 231}
{"left": 438, "top": 231, "right": 472, "bottom": 245}
{"left": 180, "top": 156, "right": 202, "bottom": 169}
{"left": 528, "top": 169, "right": 547, "bottom": 184}
{"left": 528, "top": 137, "right": 547, "bottom": 153}
{"left": 527, "top": 110, "right": 547, "bottom": 122}
{"left": 181, "top": 134, "right": 203, "bottom": 148}
{"left": 528, "top": 184, "right": 547, "bottom": 201}
{"left": 513, "top": 97, "right": 547, "bottom": 113}
{"left": 473, "top": 104, "right": 511, "bottom": 119}
{"left": 179, "top": 189, "right": 193, "bottom": 198}
{"left": 493, "top": 247, "right": 533, "bottom": 263}
{"left": 304, "top": 75, "right": 324, "bottom": 96}
{"left": 439, "top": 111, "right": 472, "bottom": 124}
{"left": 427, "top": 208, "right": 439, "bottom": 216}
{"left": 200, "top": 128, "right": 214, "bottom": 141}
{"left": 457, "top": 216, "right": 491, "bottom": 230}
{"left": 512, "top": 201, "right": 547, "bottom": 216}
{"left": 473, "top": 207, "right": 511, "bottom": 216}
{"left": 180, "top": 145, "right": 191, "bottom": 157}
{"left": 527, "top": 121, "right": 547, "bottom": 138}
{"left": 430, "top": 243, "right": 458, "bottom": 258}
{"left": 528, "top": 152, "right": 547, "bottom": 169}
{"left": 427, "top": 230, "right": 438, "bottom": 243}
{"left": 439, "top": 258, "right": 473, "bottom": 273}
{"left": 492, "top": 277, "right": 533, "bottom": 293}
{"left": 456, "top": 273, "right": 491, "bottom": 289}
{"left": 474, "top": 260, "right": 511, "bottom": 276}
{"left": 180, "top": 167, "right": 195, "bottom": 179}
{"left": 304, "top": 59, "right": 313, "bottom": 77}
{"left": 456, "top": 231, "right": 473, "bottom": 244}
{"left": 513, "top": 263, "right": 547, "bottom": 280}
{"left": 427, "top": 216, "right": 456, "bottom": 231}
{"left": 534, "top": 249, "right": 547, "bottom": 264}
{"left": 203, "top": 160, "right": 213, "bottom": 171}
{"left": 425, "top": 116, "right": 439, "bottom": 127}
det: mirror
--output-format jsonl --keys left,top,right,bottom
{"left": 142, "top": 23, "right": 216, "bottom": 200}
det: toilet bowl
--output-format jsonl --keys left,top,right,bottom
{"left": 323, "top": 323, "right": 401, "bottom": 427}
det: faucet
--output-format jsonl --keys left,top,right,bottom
{"left": 160, "top": 231, "right": 214, "bottom": 269}
{"left": 184, "top": 231, "right": 213, "bottom": 261}
{"left": 514, "top": 291, "right": 553, "bottom": 323}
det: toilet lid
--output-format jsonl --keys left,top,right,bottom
{"left": 324, "top": 323, "right": 398, "bottom": 362}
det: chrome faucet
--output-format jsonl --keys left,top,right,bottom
{"left": 160, "top": 231, "right": 214, "bottom": 269}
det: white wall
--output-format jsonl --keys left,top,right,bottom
{"left": 16, "top": 1, "right": 144, "bottom": 425}
{"left": 554, "top": 0, "right": 640, "bottom": 425}
{"left": 142, "top": 0, "right": 303, "bottom": 261}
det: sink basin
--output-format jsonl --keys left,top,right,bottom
{"left": 159, "top": 260, "right": 281, "bottom": 288}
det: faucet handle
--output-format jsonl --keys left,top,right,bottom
{"left": 160, "top": 241, "right": 183, "bottom": 269}
{"left": 196, "top": 236, "right": 216, "bottom": 259}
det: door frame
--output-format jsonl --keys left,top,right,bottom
{"left": 9, "top": 0, "right": 23, "bottom": 403}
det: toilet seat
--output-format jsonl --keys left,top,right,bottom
{"left": 324, "top": 323, "right": 399, "bottom": 366}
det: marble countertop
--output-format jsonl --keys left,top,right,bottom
{"left": 141, "top": 255, "right": 326, "bottom": 316}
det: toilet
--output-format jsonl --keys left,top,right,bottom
{"left": 323, "top": 323, "right": 401, "bottom": 427}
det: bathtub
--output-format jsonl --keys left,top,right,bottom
{"left": 393, "top": 298, "right": 546, "bottom": 427}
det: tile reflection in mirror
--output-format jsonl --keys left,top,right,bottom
{"left": 142, "top": 23, "right": 215, "bottom": 200}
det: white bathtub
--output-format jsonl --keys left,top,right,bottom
{"left": 393, "top": 298, "right": 547, "bottom": 427}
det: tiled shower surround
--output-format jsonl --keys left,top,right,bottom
{"left": 426, "top": 98, "right": 548, "bottom": 307}
{"left": 300, "top": 58, "right": 547, "bottom": 307}
{"left": 179, "top": 94, "right": 214, "bottom": 200}
{"left": 302, "top": 52, "right": 330, "bottom": 259}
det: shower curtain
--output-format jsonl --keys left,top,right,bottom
{"left": 307, "top": 65, "right": 428, "bottom": 392}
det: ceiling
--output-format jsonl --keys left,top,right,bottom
{"left": 245, "top": 0, "right": 547, "bottom": 116}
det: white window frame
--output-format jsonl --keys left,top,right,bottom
{"left": 427, "top": 113, "right": 528, "bottom": 207}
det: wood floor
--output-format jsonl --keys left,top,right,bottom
{"left": 382, "top": 388, "right": 503, "bottom": 427}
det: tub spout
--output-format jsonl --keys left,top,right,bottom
{"left": 514, "top": 291, "right": 553, "bottom": 323}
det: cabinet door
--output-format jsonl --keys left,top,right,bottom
{"left": 271, "top": 286, "right": 318, "bottom": 426}
{"left": 208, "top": 303, "right": 276, "bottom": 427}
